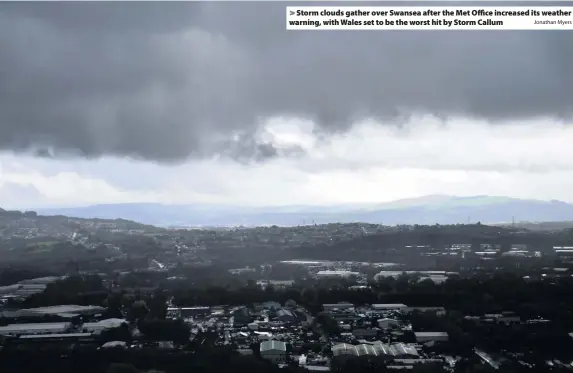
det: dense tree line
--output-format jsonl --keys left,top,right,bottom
{"left": 173, "top": 274, "right": 573, "bottom": 321}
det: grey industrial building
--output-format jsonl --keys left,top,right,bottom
{"left": 322, "top": 303, "right": 354, "bottom": 311}
{"left": 260, "top": 340, "right": 287, "bottom": 364}
{"left": 0, "top": 322, "right": 71, "bottom": 336}
{"left": 332, "top": 343, "right": 419, "bottom": 359}
{"left": 414, "top": 332, "right": 449, "bottom": 343}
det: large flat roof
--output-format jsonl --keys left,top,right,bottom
{"left": 82, "top": 318, "right": 127, "bottom": 328}
{"left": 317, "top": 270, "right": 359, "bottom": 276}
{"left": 372, "top": 304, "right": 407, "bottom": 309}
{"left": 414, "top": 332, "right": 448, "bottom": 336}
{"left": 332, "top": 343, "right": 419, "bottom": 357}
{"left": 19, "top": 333, "right": 92, "bottom": 339}
{"left": 0, "top": 322, "right": 69, "bottom": 332}
{"left": 22, "top": 305, "right": 105, "bottom": 315}
{"left": 260, "top": 340, "right": 287, "bottom": 352}
{"left": 323, "top": 302, "right": 354, "bottom": 307}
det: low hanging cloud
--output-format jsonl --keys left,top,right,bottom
{"left": 0, "top": 2, "right": 572, "bottom": 163}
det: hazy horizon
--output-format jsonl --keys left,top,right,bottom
{"left": 1, "top": 194, "right": 566, "bottom": 212}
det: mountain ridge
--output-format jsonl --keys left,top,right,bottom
{"left": 29, "top": 195, "right": 573, "bottom": 227}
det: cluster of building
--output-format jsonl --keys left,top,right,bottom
{"left": 165, "top": 300, "right": 454, "bottom": 370}
{"left": 0, "top": 276, "right": 64, "bottom": 302}
{"left": 0, "top": 212, "right": 151, "bottom": 240}
{"left": 167, "top": 300, "right": 314, "bottom": 363}
{"left": 374, "top": 270, "right": 457, "bottom": 284}
{"left": 315, "top": 302, "right": 452, "bottom": 370}
{"left": 0, "top": 304, "right": 126, "bottom": 347}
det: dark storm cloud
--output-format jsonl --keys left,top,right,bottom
{"left": 219, "top": 133, "right": 306, "bottom": 164}
{"left": 0, "top": 2, "right": 572, "bottom": 162}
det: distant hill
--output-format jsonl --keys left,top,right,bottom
{"left": 0, "top": 208, "right": 157, "bottom": 231}
{"left": 33, "top": 195, "right": 573, "bottom": 228}
{"left": 496, "top": 221, "right": 573, "bottom": 231}
{"left": 286, "top": 223, "right": 531, "bottom": 261}
{"left": 0, "top": 209, "right": 162, "bottom": 265}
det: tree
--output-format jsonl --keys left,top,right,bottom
{"left": 138, "top": 319, "right": 191, "bottom": 346}
{"left": 128, "top": 300, "right": 149, "bottom": 321}
{"left": 148, "top": 290, "right": 168, "bottom": 320}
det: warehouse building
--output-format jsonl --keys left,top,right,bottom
{"left": 332, "top": 343, "right": 359, "bottom": 358}
{"left": 81, "top": 318, "right": 128, "bottom": 333}
{"left": 403, "top": 307, "right": 446, "bottom": 316}
{"left": 21, "top": 305, "right": 106, "bottom": 317}
{"left": 260, "top": 340, "right": 287, "bottom": 364}
{"left": 18, "top": 276, "right": 62, "bottom": 285}
{"left": 316, "top": 270, "right": 360, "bottom": 278}
{"left": 2, "top": 332, "right": 96, "bottom": 348}
{"left": 322, "top": 302, "right": 354, "bottom": 311}
{"left": 276, "top": 309, "right": 297, "bottom": 323}
{"left": 378, "top": 318, "right": 400, "bottom": 329}
{"left": 0, "top": 322, "right": 71, "bottom": 336}
{"left": 18, "top": 333, "right": 94, "bottom": 343}
{"left": 372, "top": 304, "right": 407, "bottom": 311}
{"left": 230, "top": 307, "right": 252, "bottom": 327}
{"left": 14, "top": 284, "right": 47, "bottom": 297}
{"left": 414, "top": 332, "right": 449, "bottom": 343}
{"left": 332, "top": 342, "right": 419, "bottom": 359}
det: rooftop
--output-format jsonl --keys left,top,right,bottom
{"left": 260, "top": 340, "right": 287, "bottom": 352}
{"left": 414, "top": 332, "right": 449, "bottom": 337}
{"left": 22, "top": 305, "right": 106, "bottom": 315}
{"left": 0, "top": 322, "right": 69, "bottom": 333}
{"left": 82, "top": 318, "right": 127, "bottom": 329}
{"left": 19, "top": 333, "right": 92, "bottom": 339}
{"left": 323, "top": 302, "right": 354, "bottom": 307}
{"left": 332, "top": 343, "right": 418, "bottom": 357}
{"left": 372, "top": 304, "right": 407, "bottom": 309}
{"left": 332, "top": 343, "right": 358, "bottom": 356}
{"left": 18, "top": 276, "right": 62, "bottom": 285}
{"left": 317, "top": 270, "right": 359, "bottom": 276}
{"left": 277, "top": 309, "right": 295, "bottom": 318}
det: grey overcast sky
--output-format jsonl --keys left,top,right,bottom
{"left": 0, "top": 2, "right": 572, "bottom": 208}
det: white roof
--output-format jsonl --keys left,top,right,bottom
{"left": 332, "top": 343, "right": 358, "bottom": 356}
{"left": 317, "top": 270, "right": 359, "bottom": 276}
{"left": 332, "top": 343, "right": 418, "bottom": 357}
{"left": 356, "top": 344, "right": 379, "bottom": 356}
{"left": 18, "top": 276, "right": 62, "bottom": 285}
{"left": 305, "top": 366, "right": 331, "bottom": 372}
{"left": 0, "top": 322, "right": 69, "bottom": 333}
{"left": 414, "top": 332, "right": 448, "bottom": 337}
{"left": 82, "top": 318, "right": 127, "bottom": 330}
{"left": 260, "top": 340, "right": 287, "bottom": 352}
{"left": 22, "top": 305, "right": 105, "bottom": 315}
{"left": 375, "top": 271, "right": 404, "bottom": 277}
{"left": 19, "top": 333, "right": 92, "bottom": 339}
{"left": 102, "top": 341, "right": 127, "bottom": 348}
{"left": 372, "top": 303, "right": 407, "bottom": 309}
